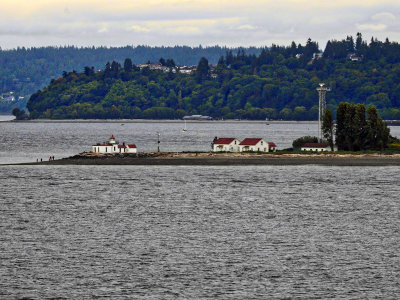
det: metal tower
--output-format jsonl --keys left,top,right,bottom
{"left": 316, "top": 83, "right": 330, "bottom": 141}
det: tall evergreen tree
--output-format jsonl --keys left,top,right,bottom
{"left": 123, "top": 58, "right": 133, "bottom": 72}
{"left": 322, "top": 109, "right": 334, "bottom": 150}
{"left": 195, "top": 57, "right": 210, "bottom": 83}
{"left": 353, "top": 104, "right": 367, "bottom": 151}
{"left": 335, "top": 102, "right": 348, "bottom": 150}
{"left": 366, "top": 105, "right": 379, "bottom": 149}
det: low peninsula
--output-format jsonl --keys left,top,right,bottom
{"left": 18, "top": 152, "right": 400, "bottom": 166}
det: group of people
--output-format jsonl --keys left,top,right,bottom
{"left": 36, "top": 156, "right": 55, "bottom": 162}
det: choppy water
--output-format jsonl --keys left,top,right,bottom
{"left": 1, "top": 119, "right": 400, "bottom": 298}
{"left": 0, "top": 166, "right": 399, "bottom": 299}
{"left": 0, "top": 119, "right": 323, "bottom": 164}
{"left": 1, "top": 119, "right": 400, "bottom": 165}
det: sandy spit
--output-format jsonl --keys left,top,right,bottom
{"left": 12, "top": 152, "right": 400, "bottom": 166}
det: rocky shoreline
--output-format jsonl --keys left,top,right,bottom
{"left": 14, "top": 152, "right": 400, "bottom": 166}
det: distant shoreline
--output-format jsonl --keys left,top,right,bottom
{"left": 8, "top": 119, "right": 314, "bottom": 124}
{"left": 10, "top": 152, "right": 400, "bottom": 166}
{"left": 7, "top": 119, "right": 400, "bottom": 125}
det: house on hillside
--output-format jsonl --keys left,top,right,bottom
{"left": 347, "top": 53, "right": 363, "bottom": 62}
{"left": 301, "top": 143, "right": 332, "bottom": 152}
{"left": 92, "top": 135, "right": 137, "bottom": 154}
{"left": 213, "top": 138, "right": 241, "bottom": 152}
{"left": 239, "top": 138, "right": 275, "bottom": 152}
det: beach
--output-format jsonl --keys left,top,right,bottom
{"left": 15, "top": 152, "right": 400, "bottom": 166}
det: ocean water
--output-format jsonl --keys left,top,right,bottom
{"left": 1, "top": 119, "right": 400, "bottom": 165}
{"left": 1, "top": 119, "right": 400, "bottom": 299}
{"left": 1, "top": 165, "right": 399, "bottom": 299}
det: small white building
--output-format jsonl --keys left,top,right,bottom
{"left": 92, "top": 135, "right": 137, "bottom": 154}
{"left": 268, "top": 142, "right": 277, "bottom": 152}
{"left": 301, "top": 142, "right": 332, "bottom": 152}
{"left": 213, "top": 138, "right": 241, "bottom": 152}
{"left": 239, "top": 138, "right": 273, "bottom": 152}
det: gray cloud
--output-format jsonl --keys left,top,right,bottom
{"left": 1, "top": 1, "right": 400, "bottom": 49}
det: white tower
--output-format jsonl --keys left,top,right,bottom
{"left": 316, "top": 83, "right": 331, "bottom": 141}
{"left": 109, "top": 135, "right": 116, "bottom": 144}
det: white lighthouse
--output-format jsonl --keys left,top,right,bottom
{"left": 92, "top": 135, "right": 137, "bottom": 154}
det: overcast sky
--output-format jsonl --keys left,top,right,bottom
{"left": 1, "top": 0, "right": 400, "bottom": 49}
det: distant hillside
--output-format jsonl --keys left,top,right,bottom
{"left": 0, "top": 45, "right": 262, "bottom": 112}
{"left": 26, "top": 34, "right": 400, "bottom": 120}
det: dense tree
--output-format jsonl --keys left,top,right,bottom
{"left": 19, "top": 34, "right": 400, "bottom": 119}
{"left": 322, "top": 109, "right": 334, "bottom": 150}
{"left": 335, "top": 103, "right": 391, "bottom": 151}
{"left": 12, "top": 108, "right": 28, "bottom": 120}
{"left": 292, "top": 136, "right": 319, "bottom": 149}
{"left": 123, "top": 58, "right": 133, "bottom": 72}
{"left": 195, "top": 57, "right": 210, "bottom": 83}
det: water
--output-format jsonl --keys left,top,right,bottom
{"left": 0, "top": 165, "right": 399, "bottom": 299}
{"left": 1, "top": 119, "right": 399, "bottom": 298}
{"left": 0, "top": 120, "right": 319, "bottom": 164}
{"left": 1, "top": 119, "right": 400, "bottom": 165}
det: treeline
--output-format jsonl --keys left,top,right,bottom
{"left": 322, "top": 103, "right": 393, "bottom": 151}
{"left": 26, "top": 33, "right": 400, "bottom": 119}
{"left": 0, "top": 45, "right": 261, "bottom": 110}
{"left": 294, "top": 103, "right": 397, "bottom": 151}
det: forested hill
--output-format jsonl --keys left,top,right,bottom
{"left": 27, "top": 34, "right": 400, "bottom": 120}
{"left": 0, "top": 45, "right": 261, "bottom": 100}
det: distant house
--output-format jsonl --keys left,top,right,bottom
{"left": 239, "top": 138, "right": 272, "bottom": 152}
{"left": 92, "top": 135, "right": 137, "bottom": 154}
{"left": 301, "top": 143, "right": 331, "bottom": 152}
{"left": 213, "top": 138, "right": 241, "bottom": 152}
{"left": 347, "top": 53, "right": 363, "bottom": 62}
{"left": 3, "top": 96, "right": 15, "bottom": 102}
{"left": 178, "top": 66, "right": 197, "bottom": 74}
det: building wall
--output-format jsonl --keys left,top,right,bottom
{"left": 239, "top": 140, "right": 269, "bottom": 152}
{"left": 301, "top": 147, "right": 331, "bottom": 152}
{"left": 213, "top": 140, "right": 240, "bottom": 152}
{"left": 92, "top": 145, "right": 137, "bottom": 154}
{"left": 92, "top": 145, "right": 114, "bottom": 153}
{"left": 126, "top": 148, "right": 137, "bottom": 153}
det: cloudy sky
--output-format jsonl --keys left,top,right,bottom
{"left": 1, "top": 0, "right": 400, "bottom": 49}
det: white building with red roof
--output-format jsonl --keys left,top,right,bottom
{"left": 213, "top": 138, "right": 241, "bottom": 152}
{"left": 301, "top": 143, "right": 331, "bottom": 152}
{"left": 92, "top": 135, "right": 137, "bottom": 154}
{"left": 239, "top": 138, "right": 276, "bottom": 152}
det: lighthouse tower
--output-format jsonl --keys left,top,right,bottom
{"left": 109, "top": 135, "right": 116, "bottom": 144}
{"left": 316, "top": 83, "right": 330, "bottom": 141}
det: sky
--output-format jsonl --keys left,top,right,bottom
{"left": 1, "top": 0, "right": 400, "bottom": 49}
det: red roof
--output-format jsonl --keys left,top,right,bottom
{"left": 239, "top": 138, "right": 263, "bottom": 146}
{"left": 213, "top": 138, "right": 237, "bottom": 145}
{"left": 302, "top": 143, "right": 329, "bottom": 148}
{"left": 118, "top": 145, "right": 126, "bottom": 148}
{"left": 127, "top": 144, "right": 136, "bottom": 148}
{"left": 110, "top": 135, "right": 115, "bottom": 139}
{"left": 268, "top": 142, "right": 276, "bottom": 147}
